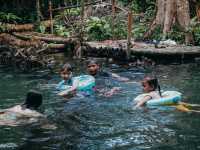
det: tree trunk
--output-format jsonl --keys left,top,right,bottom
{"left": 176, "top": 0, "right": 193, "bottom": 44}
{"left": 144, "top": 0, "right": 165, "bottom": 38}
{"left": 144, "top": 0, "right": 194, "bottom": 44}
{"left": 84, "top": 0, "right": 93, "bottom": 18}
{"left": 163, "top": 0, "right": 176, "bottom": 39}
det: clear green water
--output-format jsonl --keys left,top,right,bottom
{"left": 0, "top": 61, "right": 200, "bottom": 150}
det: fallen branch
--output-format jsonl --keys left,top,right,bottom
{"left": 0, "top": 20, "right": 54, "bottom": 33}
{"left": 12, "top": 32, "right": 78, "bottom": 44}
{"left": 0, "top": 33, "right": 42, "bottom": 47}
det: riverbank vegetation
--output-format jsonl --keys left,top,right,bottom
{"left": 0, "top": 0, "right": 200, "bottom": 44}
{"left": 0, "top": 0, "right": 200, "bottom": 70}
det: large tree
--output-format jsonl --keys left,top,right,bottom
{"left": 144, "top": 0, "right": 194, "bottom": 44}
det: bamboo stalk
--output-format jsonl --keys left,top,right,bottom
{"left": 49, "top": 0, "right": 53, "bottom": 34}
{"left": 80, "top": 0, "right": 85, "bottom": 43}
{"left": 127, "top": 10, "right": 133, "bottom": 60}
{"left": 111, "top": 0, "right": 116, "bottom": 40}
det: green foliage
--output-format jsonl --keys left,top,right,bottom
{"left": 0, "top": 0, "right": 199, "bottom": 45}
{"left": 85, "top": 17, "right": 112, "bottom": 41}
{"left": 0, "top": 12, "right": 21, "bottom": 23}
{"left": 132, "top": 23, "right": 148, "bottom": 40}
{"left": 118, "top": 0, "right": 156, "bottom": 13}
{"left": 113, "top": 24, "right": 127, "bottom": 39}
{"left": 149, "top": 26, "right": 162, "bottom": 41}
{"left": 36, "top": 23, "right": 46, "bottom": 34}
{"left": 167, "top": 28, "right": 185, "bottom": 44}
{"left": 189, "top": 17, "right": 200, "bottom": 45}
{"left": 53, "top": 8, "right": 80, "bottom": 37}
{"left": 54, "top": 8, "right": 80, "bottom": 22}
{"left": 102, "top": 15, "right": 128, "bottom": 39}
{"left": 0, "top": 22, "right": 5, "bottom": 32}
{"left": 54, "top": 24, "right": 70, "bottom": 37}
{"left": 66, "top": 8, "right": 80, "bottom": 16}
{"left": 193, "top": 26, "right": 200, "bottom": 45}
{"left": 143, "top": 3, "right": 156, "bottom": 21}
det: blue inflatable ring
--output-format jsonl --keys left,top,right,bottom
{"left": 134, "top": 91, "right": 182, "bottom": 106}
{"left": 57, "top": 75, "right": 95, "bottom": 91}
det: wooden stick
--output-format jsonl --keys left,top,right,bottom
{"left": 111, "top": 0, "right": 116, "bottom": 40}
{"left": 49, "top": 0, "right": 53, "bottom": 34}
{"left": 127, "top": 9, "right": 133, "bottom": 60}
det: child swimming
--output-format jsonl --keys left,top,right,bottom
{"left": 57, "top": 63, "right": 95, "bottom": 97}
{"left": 57, "top": 63, "right": 78, "bottom": 97}
{"left": 87, "top": 59, "right": 129, "bottom": 82}
{"left": 134, "top": 76, "right": 161, "bottom": 107}
{"left": 87, "top": 59, "right": 129, "bottom": 97}
{"left": 0, "top": 90, "right": 43, "bottom": 126}
{"left": 134, "top": 76, "right": 200, "bottom": 113}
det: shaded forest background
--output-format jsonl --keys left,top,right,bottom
{"left": 0, "top": 0, "right": 200, "bottom": 45}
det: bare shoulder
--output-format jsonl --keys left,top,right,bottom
{"left": 6, "top": 105, "right": 44, "bottom": 117}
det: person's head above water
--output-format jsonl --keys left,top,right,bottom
{"left": 23, "top": 90, "right": 42, "bottom": 110}
{"left": 87, "top": 59, "right": 100, "bottom": 76}
{"left": 60, "top": 63, "right": 73, "bottom": 80}
{"left": 141, "top": 76, "right": 161, "bottom": 96}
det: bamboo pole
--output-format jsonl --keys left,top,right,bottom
{"left": 49, "top": 0, "right": 53, "bottom": 34}
{"left": 80, "top": 0, "right": 85, "bottom": 43}
{"left": 196, "top": 5, "right": 200, "bottom": 21}
{"left": 78, "top": 0, "right": 85, "bottom": 58}
{"left": 111, "top": 0, "right": 116, "bottom": 40}
{"left": 36, "top": 0, "right": 41, "bottom": 23}
{"left": 127, "top": 10, "right": 133, "bottom": 60}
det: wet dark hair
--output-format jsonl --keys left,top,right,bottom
{"left": 87, "top": 59, "right": 99, "bottom": 66}
{"left": 143, "top": 76, "right": 162, "bottom": 96}
{"left": 60, "top": 63, "right": 72, "bottom": 72}
{"left": 23, "top": 90, "right": 42, "bottom": 110}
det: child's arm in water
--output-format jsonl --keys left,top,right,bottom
{"left": 58, "top": 80, "right": 79, "bottom": 97}
{"left": 103, "top": 87, "right": 121, "bottom": 97}
{"left": 111, "top": 73, "right": 129, "bottom": 82}
{"left": 134, "top": 95, "right": 151, "bottom": 108}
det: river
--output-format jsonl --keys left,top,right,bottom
{"left": 0, "top": 59, "right": 200, "bottom": 150}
